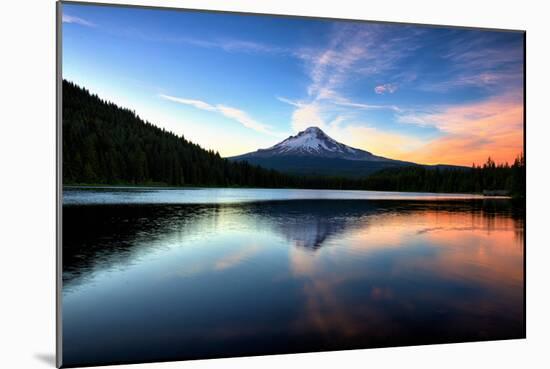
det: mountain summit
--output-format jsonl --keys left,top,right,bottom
{"left": 229, "top": 126, "right": 415, "bottom": 177}
{"left": 233, "top": 126, "right": 391, "bottom": 162}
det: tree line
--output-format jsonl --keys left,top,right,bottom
{"left": 62, "top": 80, "right": 525, "bottom": 197}
{"left": 62, "top": 80, "right": 297, "bottom": 188}
{"left": 359, "top": 156, "right": 525, "bottom": 198}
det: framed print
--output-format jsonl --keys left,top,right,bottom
{"left": 57, "top": 1, "right": 526, "bottom": 367}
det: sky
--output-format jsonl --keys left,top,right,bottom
{"left": 62, "top": 3, "right": 524, "bottom": 166}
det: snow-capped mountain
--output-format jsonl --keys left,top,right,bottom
{"left": 233, "top": 126, "right": 391, "bottom": 161}
{"left": 229, "top": 126, "right": 415, "bottom": 177}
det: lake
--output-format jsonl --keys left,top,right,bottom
{"left": 61, "top": 187, "right": 525, "bottom": 367}
{"left": 62, "top": 186, "right": 493, "bottom": 205}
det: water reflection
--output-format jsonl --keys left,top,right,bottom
{"left": 62, "top": 199, "right": 524, "bottom": 367}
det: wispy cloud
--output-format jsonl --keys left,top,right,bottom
{"left": 329, "top": 123, "right": 426, "bottom": 160}
{"left": 374, "top": 83, "right": 398, "bottom": 94}
{"left": 296, "top": 24, "right": 422, "bottom": 101}
{"left": 443, "top": 35, "right": 523, "bottom": 71}
{"left": 276, "top": 96, "right": 302, "bottom": 107}
{"left": 278, "top": 23, "right": 422, "bottom": 134}
{"left": 177, "top": 37, "right": 288, "bottom": 55}
{"left": 123, "top": 28, "right": 289, "bottom": 56}
{"left": 62, "top": 14, "right": 95, "bottom": 27}
{"left": 420, "top": 33, "right": 523, "bottom": 93}
{"left": 214, "top": 245, "right": 260, "bottom": 271}
{"left": 418, "top": 71, "right": 521, "bottom": 93}
{"left": 161, "top": 96, "right": 215, "bottom": 111}
{"left": 290, "top": 103, "right": 327, "bottom": 132}
{"left": 397, "top": 93, "right": 523, "bottom": 135}
{"left": 276, "top": 97, "right": 330, "bottom": 132}
{"left": 397, "top": 93, "right": 523, "bottom": 165}
{"left": 277, "top": 92, "right": 403, "bottom": 134}
{"left": 332, "top": 96, "right": 402, "bottom": 112}
{"left": 160, "top": 94, "right": 282, "bottom": 137}
{"left": 276, "top": 95, "right": 414, "bottom": 155}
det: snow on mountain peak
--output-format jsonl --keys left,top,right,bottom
{"left": 303, "top": 126, "right": 323, "bottom": 134}
{"left": 230, "top": 126, "right": 394, "bottom": 163}
{"left": 239, "top": 126, "right": 384, "bottom": 161}
{"left": 273, "top": 127, "right": 335, "bottom": 152}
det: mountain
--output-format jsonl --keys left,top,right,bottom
{"left": 229, "top": 126, "right": 420, "bottom": 177}
{"left": 241, "top": 126, "right": 390, "bottom": 161}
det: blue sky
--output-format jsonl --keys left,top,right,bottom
{"left": 62, "top": 3, "right": 524, "bottom": 165}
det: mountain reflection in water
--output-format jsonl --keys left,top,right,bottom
{"left": 62, "top": 199, "right": 524, "bottom": 367}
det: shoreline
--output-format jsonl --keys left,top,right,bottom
{"left": 62, "top": 185, "right": 514, "bottom": 202}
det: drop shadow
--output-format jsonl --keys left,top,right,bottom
{"left": 34, "top": 353, "right": 56, "bottom": 367}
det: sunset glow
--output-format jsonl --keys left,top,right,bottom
{"left": 62, "top": 4, "right": 524, "bottom": 166}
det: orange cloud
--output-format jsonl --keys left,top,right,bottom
{"left": 286, "top": 207, "right": 524, "bottom": 340}
{"left": 332, "top": 93, "right": 524, "bottom": 166}
{"left": 327, "top": 125, "right": 426, "bottom": 161}
{"left": 214, "top": 244, "right": 260, "bottom": 271}
{"left": 400, "top": 94, "right": 524, "bottom": 166}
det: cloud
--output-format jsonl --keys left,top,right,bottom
{"left": 374, "top": 83, "right": 398, "bottom": 94}
{"left": 413, "top": 134, "right": 523, "bottom": 167}
{"left": 276, "top": 96, "right": 302, "bottom": 107}
{"left": 328, "top": 124, "right": 426, "bottom": 160}
{"left": 289, "top": 103, "right": 327, "bottom": 132}
{"left": 62, "top": 14, "right": 95, "bottom": 27}
{"left": 419, "top": 71, "right": 520, "bottom": 93}
{"left": 277, "top": 97, "right": 329, "bottom": 132}
{"left": 275, "top": 96, "right": 424, "bottom": 159}
{"left": 278, "top": 93, "right": 403, "bottom": 139}
{"left": 218, "top": 39, "right": 287, "bottom": 54}
{"left": 420, "top": 33, "right": 524, "bottom": 93}
{"left": 160, "top": 94, "right": 281, "bottom": 137}
{"left": 278, "top": 23, "right": 420, "bottom": 135}
{"left": 397, "top": 93, "right": 523, "bottom": 135}
{"left": 296, "top": 24, "right": 421, "bottom": 102}
{"left": 216, "top": 105, "right": 272, "bottom": 134}
{"left": 129, "top": 30, "right": 289, "bottom": 56}
{"left": 160, "top": 95, "right": 215, "bottom": 111}
{"left": 332, "top": 97, "right": 402, "bottom": 112}
{"left": 181, "top": 37, "right": 288, "bottom": 55}
{"left": 214, "top": 245, "right": 259, "bottom": 271}
{"left": 397, "top": 94, "right": 524, "bottom": 165}
{"left": 277, "top": 96, "right": 356, "bottom": 133}
{"left": 443, "top": 35, "right": 523, "bottom": 72}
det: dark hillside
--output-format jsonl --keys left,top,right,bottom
{"left": 62, "top": 80, "right": 294, "bottom": 187}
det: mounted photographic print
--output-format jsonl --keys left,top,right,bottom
{"left": 57, "top": 1, "right": 526, "bottom": 367}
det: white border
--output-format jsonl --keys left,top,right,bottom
{"left": 1, "top": 1, "right": 548, "bottom": 369}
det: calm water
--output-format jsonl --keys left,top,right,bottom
{"left": 63, "top": 186, "right": 492, "bottom": 205}
{"left": 62, "top": 188, "right": 525, "bottom": 367}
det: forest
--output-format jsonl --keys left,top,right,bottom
{"left": 62, "top": 80, "right": 525, "bottom": 197}
{"left": 62, "top": 80, "right": 295, "bottom": 188}
{"left": 360, "top": 156, "right": 525, "bottom": 198}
